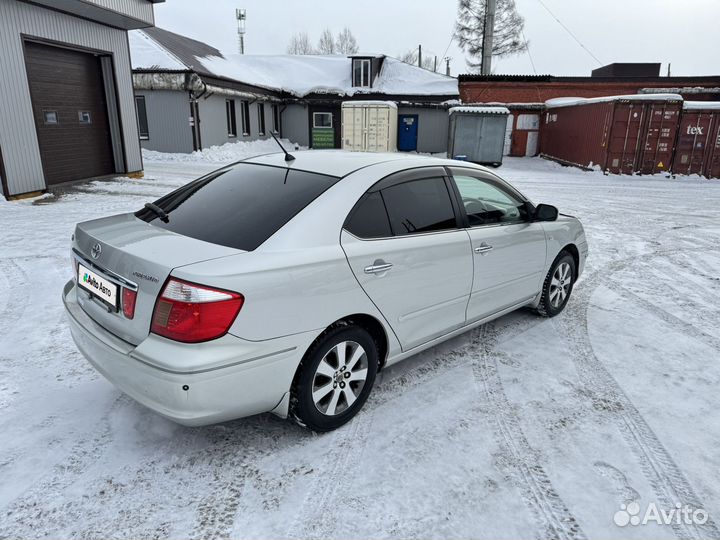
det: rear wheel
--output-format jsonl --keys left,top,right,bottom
{"left": 536, "top": 251, "right": 576, "bottom": 317}
{"left": 292, "top": 326, "right": 378, "bottom": 432}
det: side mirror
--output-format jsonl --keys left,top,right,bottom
{"left": 532, "top": 203, "right": 559, "bottom": 222}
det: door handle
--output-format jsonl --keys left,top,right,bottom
{"left": 364, "top": 262, "right": 393, "bottom": 274}
{"left": 474, "top": 243, "right": 493, "bottom": 255}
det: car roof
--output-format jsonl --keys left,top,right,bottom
{"left": 244, "top": 150, "right": 490, "bottom": 178}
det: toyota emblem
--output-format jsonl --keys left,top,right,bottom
{"left": 91, "top": 243, "right": 102, "bottom": 260}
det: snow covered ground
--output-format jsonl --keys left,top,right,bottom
{"left": 1, "top": 144, "right": 719, "bottom": 539}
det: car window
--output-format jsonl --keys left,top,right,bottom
{"left": 135, "top": 163, "right": 340, "bottom": 251}
{"left": 345, "top": 192, "right": 392, "bottom": 239}
{"left": 381, "top": 177, "right": 457, "bottom": 236}
{"left": 452, "top": 174, "right": 527, "bottom": 226}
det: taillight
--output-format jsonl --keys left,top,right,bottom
{"left": 150, "top": 278, "right": 244, "bottom": 343}
{"left": 122, "top": 287, "right": 137, "bottom": 319}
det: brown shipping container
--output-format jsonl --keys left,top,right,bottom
{"left": 540, "top": 95, "right": 682, "bottom": 174}
{"left": 673, "top": 102, "right": 720, "bottom": 178}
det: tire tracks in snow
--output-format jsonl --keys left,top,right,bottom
{"left": 0, "top": 395, "right": 128, "bottom": 538}
{"left": 557, "top": 245, "right": 720, "bottom": 540}
{"left": 470, "top": 322, "right": 587, "bottom": 540}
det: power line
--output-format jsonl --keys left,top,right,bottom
{"left": 441, "top": 30, "right": 456, "bottom": 63}
{"left": 535, "top": 0, "right": 603, "bottom": 65}
{"left": 521, "top": 29, "right": 538, "bottom": 75}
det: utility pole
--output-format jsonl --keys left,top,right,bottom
{"left": 444, "top": 56, "right": 451, "bottom": 76}
{"left": 481, "top": 0, "right": 496, "bottom": 75}
{"left": 418, "top": 44, "right": 422, "bottom": 68}
{"left": 434, "top": 55, "right": 438, "bottom": 72}
{"left": 667, "top": 63, "right": 671, "bottom": 77}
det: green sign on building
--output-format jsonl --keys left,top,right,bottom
{"left": 312, "top": 128, "right": 335, "bottom": 149}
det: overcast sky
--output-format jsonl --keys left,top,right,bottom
{"left": 154, "top": 0, "right": 720, "bottom": 78}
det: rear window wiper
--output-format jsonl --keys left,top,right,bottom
{"left": 144, "top": 202, "right": 169, "bottom": 223}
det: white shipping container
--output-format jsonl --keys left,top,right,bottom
{"left": 342, "top": 101, "right": 398, "bottom": 152}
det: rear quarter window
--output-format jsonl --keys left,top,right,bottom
{"left": 136, "top": 163, "right": 339, "bottom": 251}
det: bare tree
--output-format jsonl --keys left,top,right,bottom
{"left": 287, "top": 32, "right": 315, "bottom": 55}
{"left": 455, "top": 0, "right": 527, "bottom": 72}
{"left": 317, "top": 28, "right": 336, "bottom": 55}
{"left": 398, "top": 49, "right": 436, "bottom": 71}
{"left": 335, "top": 27, "right": 359, "bottom": 55}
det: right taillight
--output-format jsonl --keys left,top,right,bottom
{"left": 151, "top": 278, "right": 244, "bottom": 343}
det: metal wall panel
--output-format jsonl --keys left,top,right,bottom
{"left": 136, "top": 90, "right": 194, "bottom": 154}
{"left": 0, "top": 0, "right": 143, "bottom": 196}
{"left": 198, "top": 95, "right": 271, "bottom": 150}
{"left": 281, "top": 104, "right": 310, "bottom": 147}
{"left": 398, "top": 107, "right": 449, "bottom": 154}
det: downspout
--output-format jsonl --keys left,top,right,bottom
{"left": 188, "top": 75, "right": 208, "bottom": 151}
{"left": 279, "top": 104, "right": 287, "bottom": 138}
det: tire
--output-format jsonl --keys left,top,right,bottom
{"left": 536, "top": 251, "right": 576, "bottom": 317}
{"left": 291, "top": 325, "right": 378, "bottom": 432}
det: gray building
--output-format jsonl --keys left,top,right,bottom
{"left": 129, "top": 28, "right": 459, "bottom": 155}
{"left": 0, "top": 0, "right": 162, "bottom": 200}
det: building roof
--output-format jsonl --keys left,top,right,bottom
{"left": 129, "top": 27, "right": 458, "bottom": 99}
{"left": 458, "top": 73, "right": 720, "bottom": 84}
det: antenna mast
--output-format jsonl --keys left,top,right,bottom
{"left": 236, "top": 8, "right": 246, "bottom": 54}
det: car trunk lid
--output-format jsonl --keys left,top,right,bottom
{"left": 73, "top": 213, "right": 243, "bottom": 345}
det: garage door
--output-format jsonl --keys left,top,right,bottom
{"left": 24, "top": 41, "right": 115, "bottom": 186}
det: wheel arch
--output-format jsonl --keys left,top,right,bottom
{"left": 560, "top": 243, "right": 580, "bottom": 277}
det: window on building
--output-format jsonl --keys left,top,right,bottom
{"left": 272, "top": 104, "right": 281, "bottom": 133}
{"left": 313, "top": 112, "right": 333, "bottom": 128}
{"left": 78, "top": 111, "right": 92, "bottom": 125}
{"left": 241, "top": 101, "right": 251, "bottom": 136}
{"left": 226, "top": 99, "right": 237, "bottom": 137}
{"left": 43, "top": 110, "right": 59, "bottom": 125}
{"left": 134, "top": 97, "right": 149, "bottom": 139}
{"left": 381, "top": 177, "right": 457, "bottom": 236}
{"left": 257, "top": 103, "right": 266, "bottom": 135}
{"left": 352, "top": 58, "right": 371, "bottom": 87}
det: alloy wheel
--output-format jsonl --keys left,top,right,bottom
{"left": 549, "top": 262, "right": 572, "bottom": 308}
{"left": 311, "top": 341, "right": 368, "bottom": 416}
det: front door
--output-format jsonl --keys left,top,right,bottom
{"left": 341, "top": 169, "right": 473, "bottom": 350}
{"left": 448, "top": 167, "right": 547, "bottom": 321}
{"left": 398, "top": 115, "right": 418, "bottom": 151}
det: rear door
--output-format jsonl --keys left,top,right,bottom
{"left": 448, "top": 167, "right": 547, "bottom": 322}
{"left": 341, "top": 167, "right": 473, "bottom": 351}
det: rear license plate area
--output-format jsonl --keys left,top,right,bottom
{"left": 77, "top": 263, "right": 118, "bottom": 311}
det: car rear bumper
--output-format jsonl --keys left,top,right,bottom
{"left": 62, "top": 280, "right": 317, "bottom": 426}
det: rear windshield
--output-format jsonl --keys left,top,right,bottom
{"left": 135, "top": 163, "right": 340, "bottom": 251}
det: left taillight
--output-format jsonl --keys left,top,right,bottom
{"left": 122, "top": 287, "right": 137, "bottom": 319}
{"left": 150, "top": 278, "right": 244, "bottom": 343}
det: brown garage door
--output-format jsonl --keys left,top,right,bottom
{"left": 24, "top": 41, "right": 115, "bottom": 186}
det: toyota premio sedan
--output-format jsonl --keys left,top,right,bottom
{"left": 63, "top": 151, "right": 588, "bottom": 432}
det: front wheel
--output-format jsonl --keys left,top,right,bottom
{"left": 291, "top": 325, "right": 378, "bottom": 432}
{"left": 536, "top": 251, "right": 576, "bottom": 317}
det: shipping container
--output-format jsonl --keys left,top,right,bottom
{"left": 540, "top": 94, "right": 682, "bottom": 174}
{"left": 673, "top": 102, "right": 720, "bottom": 178}
{"left": 341, "top": 101, "right": 398, "bottom": 152}
{"left": 447, "top": 106, "right": 510, "bottom": 166}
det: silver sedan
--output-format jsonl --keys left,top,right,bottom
{"left": 63, "top": 151, "right": 588, "bottom": 432}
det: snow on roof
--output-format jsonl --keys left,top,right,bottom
{"left": 683, "top": 101, "right": 720, "bottom": 110}
{"left": 128, "top": 29, "right": 187, "bottom": 71}
{"left": 342, "top": 101, "right": 398, "bottom": 108}
{"left": 545, "top": 93, "right": 683, "bottom": 109}
{"left": 129, "top": 28, "right": 458, "bottom": 98}
{"left": 449, "top": 106, "right": 510, "bottom": 115}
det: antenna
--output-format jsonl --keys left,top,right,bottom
{"left": 235, "top": 8, "right": 246, "bottom": 54}
{"left": 270, "top": 131, "right": 295, "bottom": 162}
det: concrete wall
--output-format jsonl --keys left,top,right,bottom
{"left": 281, "top": 104, "right": 309, "bottom": 147}
{"left": 136, "top": 90, "right": 193, "bottom": 154}
{"left": 0, "top": 0, "right": 142, "bottom": 197}
{"left": 398, "top": 107, "right": 449, "bottom": 154}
